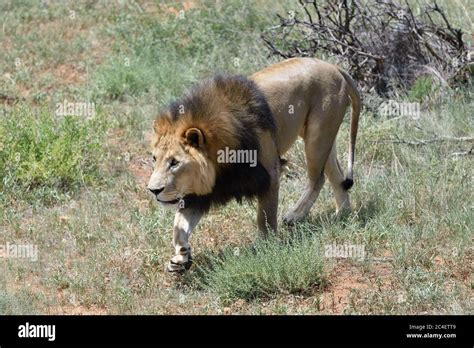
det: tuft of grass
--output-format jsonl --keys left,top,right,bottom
{"left": 0, "top": 105, "right": 107, "bottom": 202}
{"left": 407, "top": 75, "right": 439, "bottom": 102}
{"left": 0, "top": 289, "right": 39, "bottom": 315}
{"left": 195, "top": 232, "right": 326, "bottom": 304}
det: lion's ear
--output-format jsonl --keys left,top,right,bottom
{"left": 153, "top": 111, "right": 172, "bottom": 134}
{"left": 184, "top": 128, "right": 205, "bottom": 148}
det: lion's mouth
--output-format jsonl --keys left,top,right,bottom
{"left": 156, "top": 197, "right": 180, "bottom": 205}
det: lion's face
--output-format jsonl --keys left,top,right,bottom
{"left": 147, "top": 127, "right": 216, "bottom": 206}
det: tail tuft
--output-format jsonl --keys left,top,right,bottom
{"left": 341, "top": 178, "right": 354, "bottom": 191}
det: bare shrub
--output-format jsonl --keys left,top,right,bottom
{"left": 262, "top": 0, "right": 472, "bottom": 95}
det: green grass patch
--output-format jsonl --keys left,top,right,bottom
{"left": 0, "top": 105, "right": 107, "bottom": 202}
{"left": 0, "top": 289, "right": 39, "bottom": 314}
{"left": 196, "top": 233, "right": 326, "bottom": 304}
{"left": 407, "top": 75, "right": 439, "bottom": 102}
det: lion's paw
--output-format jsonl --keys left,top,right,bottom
{"left": 283, "top": 211, "right": 303, "bottom": 225}
{"left": 165, "top": 254, "right": 193, "bottom": 273}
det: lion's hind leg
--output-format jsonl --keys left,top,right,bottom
{"left": 283, "top": 122, "right": 333, "bottom": 225}
{"left": 324, "top": 143, "right": 352, "bottom": 215}
{"left": 283, "top": 102, "right": 346, "bottom": 225}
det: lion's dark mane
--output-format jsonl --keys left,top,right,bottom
{"left": 168, "top": 74, "right": 277, "bottom": 213}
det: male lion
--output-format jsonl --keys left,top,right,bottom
{"left": 148, "top": 57, "right": 361, "bottom": 272}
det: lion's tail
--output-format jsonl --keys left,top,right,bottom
{"left": 338, "top": 68, "right": 361, "bottom": 191}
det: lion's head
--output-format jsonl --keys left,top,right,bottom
{"left": 147, "top": 115, "right": 217, "bottom": 207}
{"left": 147, "top": 75, "right": 276, "bottom": 210}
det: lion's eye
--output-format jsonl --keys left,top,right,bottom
{"left": 152, "top": 155, "right": 156, "bottom": 162}
{"left": 169, "top": 158, "right": 180, "bottom": 168}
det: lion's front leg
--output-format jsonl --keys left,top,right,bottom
{"left": 166, "top": 207, "right": 203, "bottom": 273}
{"left": 257, "top": 163, "right": 280, "bottom": 237}
{"left": 257, "top": 182, "right": 279, "bottom": 237}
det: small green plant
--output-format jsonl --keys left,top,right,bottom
{"left": 0, "top": 105, "right": 107, "bottom": 201}
{"left": 408, "top": 75, "right": 438, "bottom": 102}
{"left": 0, "top": 289, "right": 39, "bottom": 315}
{"left": 196, "top": 232, "right": 326, "bottom": 303}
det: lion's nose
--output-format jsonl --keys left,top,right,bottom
{"left": 148, "top": 187, "right": 164, "bottom": 196}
